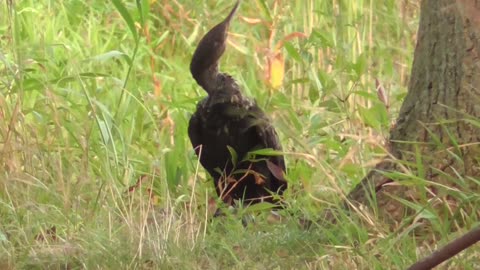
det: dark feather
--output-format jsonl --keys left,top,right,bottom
{"left": 188, "top": 1, "right": 287, "bottom": 207}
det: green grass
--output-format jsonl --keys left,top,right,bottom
{"left": 1, "top": 0, "right": 479, "bottom": 269}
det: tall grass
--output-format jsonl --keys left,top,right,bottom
{"left": 1, "top": 0, "right": 478, "bottom": 269}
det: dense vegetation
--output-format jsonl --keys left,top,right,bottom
{"left": 3, "top": 0, "right": 476, "bottom": 269}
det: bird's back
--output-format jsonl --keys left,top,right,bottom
{"left": 189, "top": 91, "right": 286, "bottom": 205}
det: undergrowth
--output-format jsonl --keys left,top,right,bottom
{"left": 1, "top": 0, "right": 478, "bottom": 269}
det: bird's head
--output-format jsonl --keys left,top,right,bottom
{"left": 190, "top": 1, "right": 241, "bottom": 94}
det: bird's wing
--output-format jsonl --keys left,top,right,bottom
{"left": 188, "top": 111, "right": 202, "bottom": 155}
{"left": 248, "top": 107, "right": 288, "bottom": 192}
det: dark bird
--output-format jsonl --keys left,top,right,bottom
{"left": 188, "top": 0, "right": 287, "bottom": 208}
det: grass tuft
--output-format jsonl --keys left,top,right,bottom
{"left": 1, "top": 0, "right": 478, "bottom": 268}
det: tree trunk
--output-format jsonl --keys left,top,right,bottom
{"left": 346, "top": 0, "right": 480, "bottom": 225}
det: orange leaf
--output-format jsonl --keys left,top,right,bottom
{"left": 266, "top": 160, "right": 286, "bottom": 183}
{"left": 375, "top": 78, "right": 389, "bottom": 110}
{"left": 268, "top": 53, "right": 284, "bottom": 89}
{"left": 126, "top": 175, "right": 149, "bottom": 193}
{"left": 274, "top": 32, "right": 308, "bottom": 51}
{"left": 240, "top": 16, "right": 263, "bottom": 25}
{"left": 208, "top": 197, "right": 217, "bottom": 214}
{"left": 146, "top": 188, "right": 161, "bottom": 205}
{"left": 153, "top": 75, "right": 162, "bottom": 97}
{"left": 35, "top": 226, "right": 57, "bottom": 242}
{"left": 254, "top": 173, "right": 266, "bottom": 186}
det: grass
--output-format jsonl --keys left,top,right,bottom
{"left": 1, "top": 0, "right": 479, "bottom": 269}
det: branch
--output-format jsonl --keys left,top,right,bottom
{"left": 407, "top": 226, "right": 480, "bottom": 270}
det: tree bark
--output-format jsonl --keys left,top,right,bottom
{"left": 346, "top": 0, "right": 480, "bottom": 225}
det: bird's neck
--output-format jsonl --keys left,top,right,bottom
{"left": 202, "top": 72, "right": 246, "bottom": 106}
{"left": 213, "top": 73, "right": 242, "bottom": 96}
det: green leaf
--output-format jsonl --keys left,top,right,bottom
{"left": 52, "top": 73, "right": 109, "bottom": 85}
{"left": 0, "top": 231, "right": 7, "bottom": 242}
{"left": 248, "top": 148, "right": 284, "bottom": 157}
{"left": 165, "top": 149, "right": 180, "bottom": 189}
{"left": 394, "top": 196, "right": 438, "bottom": 220}
{"left": 227, "top": 145, "right": 238, "bottom": 165}
{"left": 256, "top": 0, "right": 271, "bottom": 20}
{"left": 98, "top": 119, "right": 111, "bottom": 145}
{"left": 358, "top": 103, "right": 389, "bottom": 130}
{"left": 90, "top": 50, "right": 132, "bottom": 65}
{"left": 243, "top": 202, "right": 276, "bottom": 213}
{"left": 318, "top": 99, "right": 342, "bottom": 113}
{"left": 353, "top": 53, "right": 367, "bottom": 77}
{"left": 284, "top": 42, "right": 302, "bottom": 63}
{"left": 136, "top": 0, "right": 150, "bottom": 25}
{"left": 155, "top": 31, "right": 170, "bottom": 48}
{"left": 111, "top": 0, "right": 138, "bottom": 40}
{"left": 310, "top": 28, "right": 334, "bottom": 48}
{"left": 352, "top": 90, "right": 377, "bottom": 101}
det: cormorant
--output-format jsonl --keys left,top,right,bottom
{"left": 188, "top": 1, "right": 287, "bottom": 208}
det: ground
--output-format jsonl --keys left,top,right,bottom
{"left": 1, "top": 0, "right": 479, "bottom": 269}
